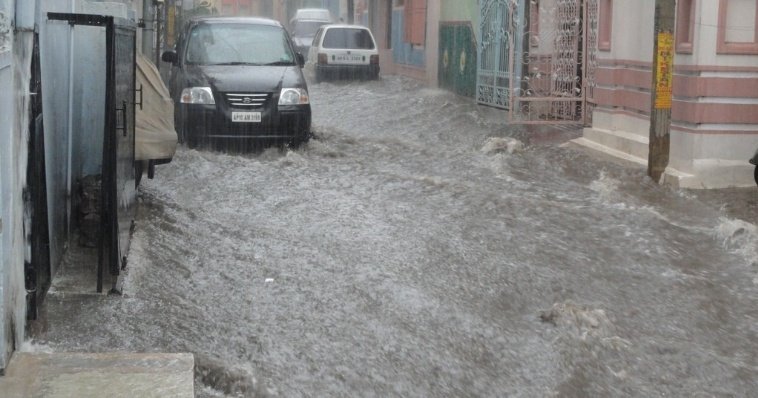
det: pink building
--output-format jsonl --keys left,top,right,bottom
{"left": 576, "top": 0, "right": 758, "bottom": 188}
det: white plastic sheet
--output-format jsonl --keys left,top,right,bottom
{"left": 135, "top": 53, "right": 177, "bottom": 161}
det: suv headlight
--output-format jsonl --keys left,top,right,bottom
{"left": 278, "top": 88, "right": 309, "bottom": 106}
{"left": 180, "top": 87, "right": 215, "bottom": 104}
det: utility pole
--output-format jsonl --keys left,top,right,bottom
{"left": 155, "top": 1, "right": 163, "bottom": 66}
{"left": 647, "top": 0, "right": 676, "bottom": 182}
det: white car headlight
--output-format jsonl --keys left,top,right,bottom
{"left": 278, "top": 88, "right": 309, "bottom": 106}
{"left": 180, "top": 87, "right": 215, "bottom": 104}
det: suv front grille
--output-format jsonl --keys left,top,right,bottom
{"left": 226, "top": 93, "right": 269, "bottom": 108}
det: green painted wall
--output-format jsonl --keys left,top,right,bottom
{"left": 438, "top": 1, "right": 478, "bottom": 97}
{"left": 438, "top": 23, "right": 477, "bottom": 97}
{"left": 441, "top": 0, "right": 478, "bottom": 40}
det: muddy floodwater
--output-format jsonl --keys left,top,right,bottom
{"left": 32, "top": 76, "right": 758, "bottom": 397}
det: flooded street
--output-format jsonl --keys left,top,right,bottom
{"left": 34, "top": 76, "right": 757, "bottom": 397}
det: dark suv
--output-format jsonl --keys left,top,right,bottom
{"left": 162, "top": 17, "right": 311, "bottom": 149}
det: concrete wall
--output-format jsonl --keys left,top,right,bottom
{"left": 0, "top": 0, "right": 33, "bottom": 372}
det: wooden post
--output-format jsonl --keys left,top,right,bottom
{"left": 648, "top": 0, "right": 676, "bottom": 182}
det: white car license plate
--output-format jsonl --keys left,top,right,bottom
{"left": 232, "top": 112, "right": 261, "bottom": 123}
{"left": 335, "top": 54, "right": 363, "bottom": 62}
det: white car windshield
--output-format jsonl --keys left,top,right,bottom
{"left": 186, "top": 23, "right": 295, "bottom": 65}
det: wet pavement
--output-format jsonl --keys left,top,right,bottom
{"left": 31, "top": 76, "right": 758, "bottom": 397}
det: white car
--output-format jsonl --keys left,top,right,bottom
{"left": 307, "top": 24, "right": 379, "bottom": 82}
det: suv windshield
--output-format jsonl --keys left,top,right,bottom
{"left": 186, "top": 23, "right": 295, "bottom": 65}
{"left": 292, "top": 20, "right": 328, "bottom": 37}
{"left": 322, "top": 28, "right": 375, "bottom": 50}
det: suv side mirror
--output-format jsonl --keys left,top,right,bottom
{"left": 296, "top": 52, "right": 305, "bottom": 68}
{"left": 161, "top": 51, "right": 178, "bottom": 64}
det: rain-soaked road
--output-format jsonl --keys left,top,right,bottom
{"left": 35, "top": 76, "right": 757, "bottom": 397}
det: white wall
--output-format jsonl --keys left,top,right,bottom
{"left": 667, "top": 0, "right": 758, "bottom": 188}
{"left": 0, "top": 0, "right": 33, "bottom": 371}
{"left": 0, "top": 38, "right": 15, "bottom": 373}
{"left": 599, "top": 0, "right": 655, "bottom": 63}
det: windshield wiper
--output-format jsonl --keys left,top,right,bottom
{"left": 210, "top": 62, "right": 262, "bottom": 66}
{"left": 264, "top": 61, "right": 296, "bottom": 66}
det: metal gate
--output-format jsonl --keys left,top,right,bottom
{"left": 477, "top": 0, "right": 598, "bottom": 125}
{"left": 48, "top": 13, "right": 137, "bottom": 293}
{"left": 25, "top": 33, "right": 51, "bottom": 320}
{"left": 103, "top": 16, "right": 138, "bottom": 293}
{"left": 477, "top": 0, "right": 522, "bottom": 110}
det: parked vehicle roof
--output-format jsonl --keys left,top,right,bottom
{"left": 187, "top": 16, "right": 283, "bottom": 28}
{"left": 291, "top": 8, "right": 332, "bottom": 21}
{"left": 322, "top": 24, "right": 372, "bottom": 30}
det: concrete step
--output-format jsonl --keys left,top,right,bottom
{"left": 1, "top": 352, "right": 194, "bottom": 398}
{"left": 569, "top": 136, "right": 648, "bottom": 167}
{"left": 581, "top": 126, "right": 650, "bottom": 161}
{"left": 0, "top": 376, "right": 31, "bottom": 397}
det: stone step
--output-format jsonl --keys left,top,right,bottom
{"left": 581, "top": 126, "right": 650, "bottom": 161}
{"left": 0, "top": 376, "right": 31, "bottom": 397}
{"left": 1, "top": 352, "right": 194, "bottom": 398}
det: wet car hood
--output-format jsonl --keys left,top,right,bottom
{"left": 184, "top": 64, "right": 305, "bottom": 93}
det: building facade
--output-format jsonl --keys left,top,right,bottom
{"left": 576, "top": 0, "right": 758, "bottom": 188}
{"left": 373, "top": 0, "right": 758, "bottom": 188}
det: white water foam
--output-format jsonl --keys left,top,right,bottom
{"left": 19, "top": 340, "right": 54, "bottom": 353}
{"left": 715, "top": 217, "right": 758, "bottom": 267}
{"left": 589, "top": 171, "right": 620, "bottom": 202}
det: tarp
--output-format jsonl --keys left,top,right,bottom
{"left": 135, "top": 52, "right": 177, "bottom": 161}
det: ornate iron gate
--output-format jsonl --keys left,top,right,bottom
{"left": 477, "top": 0, "right": 598, "bottom": 125}
{"left": 477, "top": 0, "right": 521, "bottom": 110}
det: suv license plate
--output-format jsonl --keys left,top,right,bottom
{"left": 232, "top": 112, "right": 262, "bottom": 123}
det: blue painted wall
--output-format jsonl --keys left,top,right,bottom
{"left": 391, "top": 9, "right": 424, "bottom": 67}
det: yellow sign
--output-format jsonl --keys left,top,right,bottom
{"left": 167, "top": 6, "right": 176, "bottom": 47}
{"left": 655, "top": 32, "right": 674, "bottom": 109}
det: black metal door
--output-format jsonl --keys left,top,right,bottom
{"left": 25, "top": 33, "right": 51, "bottom": 320}
{"left": 47, "top": 13, "right": 137, "bottom": 293}
{"left": 102, "top": 19, "right": 138, "bottom": 293}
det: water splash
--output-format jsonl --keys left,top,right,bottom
{"left": 589, "top": 171, "right": 620, "bottom": 202}
{"left": 19, "top": 340, "right": 54, "bottom": 353}
{"left": 540, "top": 301, "right": 630, "bottom": 350}
{"left": 715, "top": 217, "right": 758, "bottom": 266}
{"left": 481, "top": 137, "right": 525, "bottom": 155}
